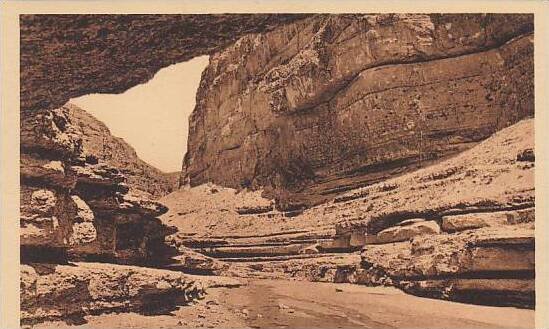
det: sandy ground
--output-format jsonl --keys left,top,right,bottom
{"left": 35, "top": 279, "right": 534, "bottom": 329}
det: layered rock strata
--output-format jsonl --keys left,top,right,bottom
{"left": 19, "top": 105, "right": 222, "bottom": 325}
{"left": 20, "top": 104, "right": 172, "bottom": 264}
{"left": 19, "top": 13, "right": 536, "bottom": 320}
{"left": 161, "top": 119, "right": 535, "bottom": 308}
{"left": 182, "top": 14, "right": 534, "bottom": 207}
{"left": 360, "top": 224, "right": 534, "bottom": 308}
{"left": 20, "top": 263, "right": 205, "bottom": 325}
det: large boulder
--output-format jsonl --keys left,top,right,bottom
{"left": 20, "top": 262, "right": 206, "bottom": 325}
{"left": 371, "top": 221, "right": 440, "bottom": 244}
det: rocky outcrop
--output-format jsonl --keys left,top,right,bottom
{"left": 360, "top": 224, "right": 534, "bottom": 308}
{"left": 19, "top": 14, "right": 536, "bottom": 321}
{"left": 18, "top": 104, "right": 241, "bottom": 326}
{"left": 365, "top": 220, "right": 440, "bottom": 244}
{"left": 182, "top": 14, "right": 533, "bottom": 207}
{"left": 20, "top": 105, "right": 173, "bottom": 265}
{"left": 20, "top": 262, "right": 206, "bottom": 326}
{"left": 20, "top": 14, "right": 308, "bottom": 112}
{"left": 161, "top": 118, "right": 534, "bottom": 308}
{"left": 65, "top": 103, "right": 178, "bottom": 198}
{"left": 334, "top": 118, "right": 534, "bottom": 238}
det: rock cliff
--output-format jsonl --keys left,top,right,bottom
{"left": 182, "top": 14, "right": 534, "bottom": 208}
{"left": 64, "top": 103, "right": 178, "bottom": 198}
{"left": 20, "top": 104, "right": 173, "bottom": 264}
{"left": 19, "top": 103, "right": 248, "bottom": 325}
{"left": 18, "top": 13, "right": 536, "bottom": 323}
{"left": 19, "top": 14, "right": 308, "bottom": 325}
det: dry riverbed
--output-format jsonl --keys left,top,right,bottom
{"left": 35, "top": 279, "right": 534, "bottom": 329}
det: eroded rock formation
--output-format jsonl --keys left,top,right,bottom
{"left": 65, "top": 103, "right": 178, "bottom": 198}
{"left": 182, "top": 14, "right": 534, "bottom": 207}
{"left": 19, "top": 14, "right": 536, "bottom": 324}
{"left": 20, "top": 104, "right": 173, "bottom": 264}
{"left": 20, "top": 14, "right": 308, "bottom": 112}
{"left": 161, "top": 118, "right": 535, "bottom": 308}
{"left": 20, "top": 262, "right": 205, "bottom": 325}
{"left": 19, "top": 14, "right": 310, "bottom": 324}
{"left": 19, "top": 104, "right": 230, "bottom": 324}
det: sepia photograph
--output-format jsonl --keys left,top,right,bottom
{"left": 1, "top": 1, "right": 548, "bottom": 328}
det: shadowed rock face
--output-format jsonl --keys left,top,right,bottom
{"left": 20, "top": 105, "right": 173, "bottom": 265}
{"left": 20, "top": 13, "right": 534, "bottom": 208}
{"left": 182, "top": 14, "right": 533, "bottom": 208}
{"left": 20, "top": 14, "right": 309, "bottom": 112}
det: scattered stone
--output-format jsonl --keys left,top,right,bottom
{"left": 517, "top": 148, "right": 534, "bottom": 162}
{"left": 375, "top": 221, "right": 440, "bottom": 244}
{"left": 441, "top": 215, "right": 490, "bottom": 232}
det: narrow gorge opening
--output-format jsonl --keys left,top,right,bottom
{"left": 16, "top": 14, "right": 536, "bottom": 327}
{"left": 70, "top": 55, "right": 209, "bottom": 175}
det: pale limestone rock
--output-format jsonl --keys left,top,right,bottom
{"left": 20, "top": 262, "right": 207, "bottom": 325}
{"left": 375, "top": 221, "right": 440, "bottom": 244}
{"left": 441, "top": 214, "right": 492, "bottom": 232}
{"left": 69, "top": 222, "right": 97, "bottom": 245}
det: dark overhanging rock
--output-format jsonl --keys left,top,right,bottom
{"left": 20, "top": 14, "right": 310, "bottom": 112}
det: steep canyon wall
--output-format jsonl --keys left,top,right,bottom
{"left": 182, "top": 14, "right": 534, "bottom": 207}
{"left": 20, "top": 104, "right": 172, "bottom": 264}
{"left": 19, "top": 15, "right": 307, "bottom": 323}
